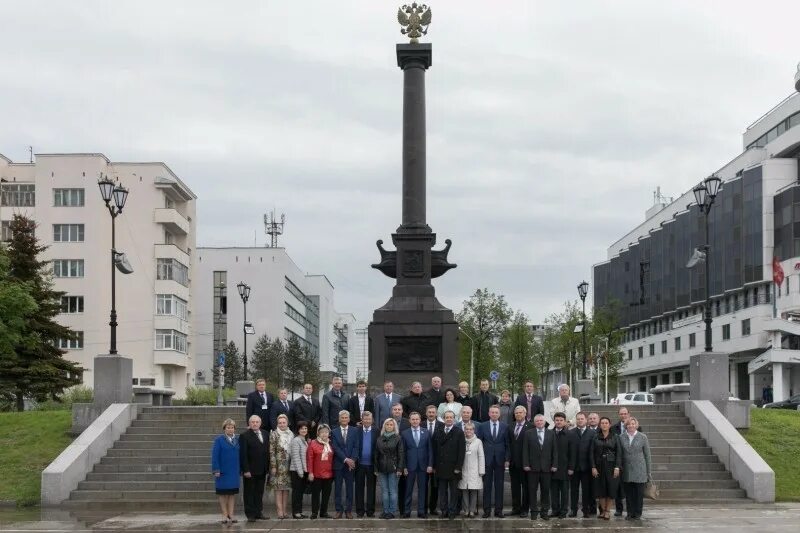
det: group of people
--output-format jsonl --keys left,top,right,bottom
{"left": 210, "top": 376, "right": 652, "bottom": 523}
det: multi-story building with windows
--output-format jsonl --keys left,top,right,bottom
{"left": 593, "top": 72, "right": 800, "bottom": 404}
{"left": 194, "top": 247, "right": 358, "bottom": 389}
{"left": 0, "top": 152, "right": 197, "bottom": 397}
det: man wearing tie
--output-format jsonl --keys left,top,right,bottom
{"left": 401, "top": 412, "right": 433, "bottom": 518}
{"left": 550, "top": 412, "right": 576, "bottom": 519}
{"left": 514, "top": 381, "right": 545, "bottom": 423}
{"left": 240, "top": 415, "right": 270, "bottom": 521}
{"left": 322, "top": 376, "right": 347, "bottom": 427}
{"left": 570, "top": 411, "right": 596, "bottom": 518}
{"left": 270, "top": 388, "right": 294, "bottom": 431}
{"left": 508, "top": 406, "right": 532, "bottom": 517}
{"left": 245, "top": 379, "right": 274, "bottom": 432}
{"left": 348, "top": 380, "right": 374, "bottom": 427}
{"left": 354, "top": 411, "right": 378, "bottom": 518}
{"left": 424, "top": 405, "right": 443, "bottom": 515}
{"left": 374, "top": 381, "right": 402, "bottom": 428}
{"left": 331, "top": 410, "right": 359, "bottom": 519}
{"left": 522, "top": 414, "right": 557, "bottom": 521}
{"left": 478, "top": 405, "right": 510, "bottom": 518}
{"left": 291, "top": 383, "right": 322, "bottom": 438}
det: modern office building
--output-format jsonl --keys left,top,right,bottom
{"left": 0, "top": 152, "right": 198, "bottom": 397}
{"left": 593, "top": 70, "right": 800, "bottom": 404}
{"left": 193, "top": 246, "right": 358, "bottom": 389}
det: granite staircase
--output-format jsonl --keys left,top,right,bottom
{"left": 590, "top": 404, "right": 747, "bottom": 504}
{"left": 63, "top": 404, "right": 749, "bottom": 509}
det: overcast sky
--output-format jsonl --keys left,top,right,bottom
{"left": 2, "top": 1, "right": 799, "bottom": 323}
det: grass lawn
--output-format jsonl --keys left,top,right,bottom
{"left": 0, "top": 411, "right": 72, "bottom": 507}
{"left": 741, "top": 408, "right": 800, "bottom": 501}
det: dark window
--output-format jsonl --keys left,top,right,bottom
{"left": 722, "top": 324, "right": 731, "bottom": 341}
{"left": 742, "top": 319, "right": 751, "bottom": 336}
{"left": 674, "top": 371, "right": 683, "bottom": 383}
{"left": 675, "top": 337, "right": 681, "bottom": 351}
{"left": 638, "top": 347, "right": 643, "bottom": 359}
{"left": 628, "top": 349, "right": 632, "bottom": 360}
{"left": 689, "top": 333, "right": 696, "bottom": 348}
{"left": 661, "top": 340, "right": 667, "bottom": 354}
{"left": 649, "top": 343, "right": 655, "bottom": 356}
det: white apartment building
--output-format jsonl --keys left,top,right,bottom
{"left": 0, "top": 152, "right": 197, "bottom": 398}
{"left": 593, "top": 70, "right": 800, "bottom": 404}
{"left": 194, "top": 247, "right": 359, "bottom": 388}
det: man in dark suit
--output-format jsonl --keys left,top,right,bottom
{"left": 432, "top": 410, "right": 466, "bottom": 519}
{"left": 570, "top": 411, "right": 596, "bottom": 518}
{"left": 245, "top": 379, "right": 274, "bottom": 432}
{"left": 522, "top": 414, "right": 557, "bottom": 521}
{"left": 331, "top": 410, "right": 359, "bottom": 519}
{"left": 508, "top": 405, "right": 532, "bottom": 517}
{"left": 354, "top": 411, "right": 378, "bottom": 518}
{"left": 348, "top": 380, "right": 374, "bottom": 427}
{"left": 514, "top": 381, "right": 545, "bottom": 423}
{"left": 270, "top": 388, "right": 294, "bottom": 431}
{"left": 478, "top": 405, "right": 510, "bottom": 518}
{"left": 390, "top": 403, "right": 411, "bottom": 432}
{"left": 422, "top": 376, "right": 444, "bottom": 410}
{"left": 550, "top": 412, "right": 576, "bottom": 518}
{"left": 401, "top": 381, "right": 427, "bottom": 419}
{"left": 374, "top": 381, "right": 402, "bottom": 428}
{"left": 401, "top": 412, "right": 433, "bottom": 518}
{"left": 240, "top": 415, "right": 270, "bottom": 521}
{"left": 321, "top": 376, "right": 347, "bottom": 427}
{"left": 473, "top": 379, "right": 499, "bottom": 423}
{"left": 292, "top": 383, "right": 322, "bottom": 438}
{"left": 423, "top": 405, "right": 443, "bottom": 515}
{"left": 611, "top": 407, "right": 644, "bottom": 516}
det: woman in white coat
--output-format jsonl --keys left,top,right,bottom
{"left": 458, "top": 422, "right": 485, "bottom": 517}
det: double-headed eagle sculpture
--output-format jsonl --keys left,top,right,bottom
{"left": 397, "top": 3, "right": 431, "bottom": 44}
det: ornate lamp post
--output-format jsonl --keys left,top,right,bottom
{"left": 577, "top": 280, "right": 589, "bottom": 379}
{"left": 98, "top": 175, "right": 129, "bottom": 355}
{"left": 693, "top": 174, "right": 722, "bottom": 352}
{"left": 237, "top": 281, "right": 252, "bottom": 379}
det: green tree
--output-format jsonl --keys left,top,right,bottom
{"left": 250, "top": 335, "right": 285, "bottom": 388}
{"left": 217, "top": 341, "right": 243, "bottom": 388}
{"left": 589, "top": 300, "right": 627, "bottom": 399}
{"left": 0, "top": 215, "right": 83, "bottom": 411}
{"left": 284, "top": 337, "right": 322, "bottom": 397}
{"left": 457, "top": 288, "right": 512, "bottom": 393}
{"left": 539, "top": 301, "right": 583, "bottom": 394}
{"left": 497, "top": 311, "right": 535, "bottom": 394}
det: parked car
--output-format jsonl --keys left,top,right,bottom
{"left": 611, "top": 392, "right": 654, "bottom": 405}
{"left": 762, "top": 394, "right": 800, "bottom": 410}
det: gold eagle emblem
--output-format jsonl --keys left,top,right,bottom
{"left": 397, "top": 3, "right": 432, "bottom": 44}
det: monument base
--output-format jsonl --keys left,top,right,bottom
{"left": 72, "top": 355, "right": 133, "bottom": 434}
{"left": 368, "top": 318, "right": 459, "bottom": 393}
{"left": 690, "top": 352, "right": 730, "bottom": 402}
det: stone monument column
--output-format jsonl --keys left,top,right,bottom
{"left": 369, "top": 6, "right": 459, "bottom": 391}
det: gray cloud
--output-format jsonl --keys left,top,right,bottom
{"left": 2, "top": 0, "right": 799, "bottom": 323}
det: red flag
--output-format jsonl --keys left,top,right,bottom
{"left": 773, "top": 256, "right": 785, "bottom": 286}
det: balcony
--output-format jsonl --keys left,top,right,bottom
{"left": 154, "top": 350, "right": 188, "bottom": 368}
{"left": 155, "top": 243, "right": 189, "bottom": 265}
{"left": 154, "top": 208, "right": 190, "bottom": 236}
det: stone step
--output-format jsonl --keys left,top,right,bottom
{"left": 86, "top": 472, "right": 212, "bottom": 481}
{"left": 657, "top": 488, "right": 747, "bottom": 499}
{"left": 651, "top": 461, "right": 725, "bottom": 470}
{"left": 78, "top": 481, "right": 216, "bottom": 491}
{"left": 653, "top": 479, "right": 741, "bottom": 489}
{"left": 651, "top": 470, "right": 731, "bottom": 480}
{"left": 650, "top": 447, "right": 712, "bottom": 455}
{"left": 114, "top": 441, "right": 210, "bottom": 450}
{"left": 94, "top": 463, "right": 210, "bottom": 473}
{"left": 101, "top": 454, "right": 209, "bottom": 463}
{"left": 644, "top": 439, "right": 707, "bottom": 447}
{"left": 70, "top": 490, "right": 213, "bottom": 501}
{"left": 121, "top": 433, "right": 219, "bottom": 441}
{"left": 141, "top": 407, "right": 245, "bottom": 414}
{"left": 651, "top": 454, "right": 718, "bottom": 464}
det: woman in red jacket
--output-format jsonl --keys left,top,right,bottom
{"left": 306, "top": 423, "right": 334, "bottom": 519}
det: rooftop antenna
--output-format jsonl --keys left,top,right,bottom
{"left": 264, "top": 210, "right": 286, "bottom": 248}
{"left": 28, "top": 146, "right": 33, "bottom": 164}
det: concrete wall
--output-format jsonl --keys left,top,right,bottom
{"left": 682, "top": 400, "right": 774, "bottom": 503}
{"left": 41, "top": 403, "right": 138, "bottom": 505}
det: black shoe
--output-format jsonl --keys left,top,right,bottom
{"left": 366, "top": 513, "right": 375, "bottom": 518}
{"left": 559, "top": 514, "right": 567, "bottom": 519}
{"left": 310, "top": 515, "right": 317, "bottom": 520}
{"left": 419, "top": 513, "right": 428, "bottom": 519}
{"left": 568, "top": 512, "right": 578, "bottom": 517}
{"left": 614, "top": 510, "right": 623, "bottom": 517}
{"left": 519, "top": 512, "right": 528, "bottom": 518}
{"left": 429, "top": 509, "right": 439, "bottom": 516}
{"left": 541, "top": 514, "right": 550, "bottom": 521}
{"left": 495, "top": 511, "right": 505, "bottom": 518}
{"left": 401, "top": 513, "right": 410, "bottom": 518}
{"left": 356, "top": 513, "right": 364, "bottom": 518}
{"left": 530, "top": 514, "right": 538, "bottom": 520}
{"left": 319, "top": 513, "right": 331, "bottom": 519}
{"left": 440, "top": 514, "right": 448, "bottom": 520}
{"left": 256, "top": 514, "right": 268, "bottom": 520}
{"left": 247, "top": 518, "right": 256, "bottom": 523}
{"left": 482, "top": 511, "right": 491, "bottom": 518}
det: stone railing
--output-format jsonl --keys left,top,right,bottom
{"left": 132, "top": 386, "right": 175, "bottom": 406}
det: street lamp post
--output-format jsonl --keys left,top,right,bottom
{"left": 237, "top": 282, "right": 252, "bottom": 380}
{"left": 577, "top": 280, "right": 589, "bottom": 379}
{"left": 460, "top": 328, "right": 475, "bottom": 393}
{"left": 693, "top": 174, "right": 722, "bottom": 352}
{"left": 98, "top": 175, "right": 129, "bottom": 355}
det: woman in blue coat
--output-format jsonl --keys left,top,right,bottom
{"left": 212, "top": 418, "right": 241, "bottom": 524}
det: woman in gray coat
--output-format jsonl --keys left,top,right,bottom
{"left": 620, "top": 417, "right": 652, "bottom": 520}
{"left": 289, "top": 422, "right": 310, "bottom": 519}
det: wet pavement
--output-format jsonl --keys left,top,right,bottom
{"left": 1, "top": 504, "right": 799, "bottom": 532}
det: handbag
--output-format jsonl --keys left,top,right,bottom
{"left": 644, "top": 480, "right": 660, "bottom": 500}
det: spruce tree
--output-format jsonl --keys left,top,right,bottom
{"left": 2, "top": 215, "right": 83, "bottom": 411}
